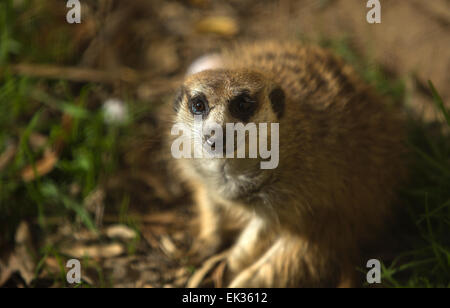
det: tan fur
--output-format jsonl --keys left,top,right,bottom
{"left": 168, "top": 42, "right": 407, "bottom": 287}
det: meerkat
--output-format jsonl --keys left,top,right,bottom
{"left": 168, "top": 41, "right": 407, "bottom": 287}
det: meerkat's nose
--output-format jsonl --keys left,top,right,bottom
{"left": 203, "top": 131, "right": 226, "bottom": 152}
{"left": 205, "top": 135, "right": 215, "bottom": 147}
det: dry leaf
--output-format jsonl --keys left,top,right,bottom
{"left": 195, "top": 16, "right": 239, "bottom": 37}
{"left": 105, "top": 224, "right": 137, "bottom": 241}
{"left": 175, "top": 267, "right": 189, "bottom": 279}
{"left": 0, "top": 222, "right": 37, "bottom": 287}
{"left": 160, "top": 235, "right": 177, "bottom": 257}
{"left": 61, "top": 243, "right": 125, "bottom": 259}
{"left": 21, "top": 150, "right": 58, "bottom": 182}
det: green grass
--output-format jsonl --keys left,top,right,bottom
{"left": 381, "top": 83, "right": 450, "bottom": 288}
{"left": 0, "top": 75, "right": 130, "bottom": 241}
{"left": 0, "top": 1, "right": 133, "bottom": 246}
{"left": 0, "top": 1, "right": 143, "bottom": 287}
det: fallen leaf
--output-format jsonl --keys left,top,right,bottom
{"left": 15, "top": 221, "right": 33, "bottom": 245}
{"left": 195, "top": 16, "right": 239, "bottom": 37}
{"left": 21, "top": 150, "right": 58, "bottom": 182}
{"left": 160, "top": 235, "right": 177, "bottom": 257}
{"left": 175, "top": 267, "right": 189, "bottom": 279}
{"left": 0, "top": 222, "right": 37, "bottom": 287}
{"left": 61, "top": 243, "right": 125, "bottom": 259}
{"left": 105, "top": 225, "right": 137, "bottom": 241}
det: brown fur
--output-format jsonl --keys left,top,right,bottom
{"left": 168, "top": 42, "right": 407, "bottom": 287}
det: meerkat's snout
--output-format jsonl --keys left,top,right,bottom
{"left": 198, "top": 104, "right": 229, "bottom": 156}
{"left": 202, "top": 126, "right": 226, "bottom": 154}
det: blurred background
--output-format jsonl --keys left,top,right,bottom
{"left": 0, "top": 0, "right": 449, "bottom": 288}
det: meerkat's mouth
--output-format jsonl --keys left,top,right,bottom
{"left": 202, "top": 137, "right": 233, "bottom": 156}
{"left": 205, "top": 138, "right": 216, "bottom": 150}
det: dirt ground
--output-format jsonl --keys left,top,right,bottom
{"left": 1, "top": 0, "right": 449, "bottom": 288}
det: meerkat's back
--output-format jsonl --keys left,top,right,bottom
{"left": 224, "top": 42, "right": 405, "bottom": 229}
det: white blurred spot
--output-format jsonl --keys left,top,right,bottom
{"left": 103, "top": 99, "right": 128, "bottom": 125}
{"left": 186, "top": 54, "right": 224, "bottom": 76}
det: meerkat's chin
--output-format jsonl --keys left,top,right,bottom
{"left": 195, "top": 141, "right": 238, "bottom": 158}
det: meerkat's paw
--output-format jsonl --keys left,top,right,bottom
{"left": 227, "top": 243, "right": 282, "bottom": 288}
{"left": 228, "top": 266, "right": 264, "bottom": 288}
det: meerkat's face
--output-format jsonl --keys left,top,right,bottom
{"left": 173, "top": 69, "right": 284, "bottom": 155}
{"left": 171, "top": 69, "right": 284, "bottom": 197}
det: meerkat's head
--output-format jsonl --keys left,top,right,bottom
{"left": 173, "top": 68, "right": 284, "bottom": 151}
{"left": 170, "top": 69, "right": 285, "bottom": 198}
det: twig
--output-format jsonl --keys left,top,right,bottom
{"left": 4, "top": 64, "right": 150, "bottom": 84}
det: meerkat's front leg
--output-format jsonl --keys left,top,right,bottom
{"left": 191, "top": 186, "right": 224, "bottom": 260}
{"left": 228, "top": 235, "right": 343, "bottom": 288}
{"left": 226, "top": 216, "right": 275, "bottom": 278}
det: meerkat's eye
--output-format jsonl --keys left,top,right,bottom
{"left": 229, "top": 92, "right": 257, "bottom": 122}
{"left": 189, "top": 95, "right": 209, "bottom": 116}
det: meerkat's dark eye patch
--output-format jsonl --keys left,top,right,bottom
{"left": 269, "top": 86, "right": 285, "bottom": 119}
{"left": 189, "top": 93, "right": 210, "bottom": 117}
{"left": 229, "top": 91, "right": 257, "bottom": 122}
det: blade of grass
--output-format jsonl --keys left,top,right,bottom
{"left": 428, "top": 81, "right": 450, "bottom": 127}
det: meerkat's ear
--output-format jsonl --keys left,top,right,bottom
{"left": 269, "top": 86, "right": 285, "bottom": 119}
{"left": 173, "top": 86, "right": 185, "bottom": 113}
